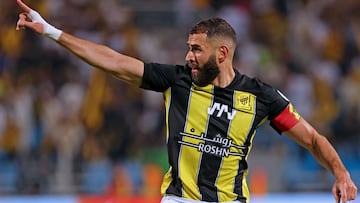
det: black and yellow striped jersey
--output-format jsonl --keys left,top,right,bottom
{"left": 141, "top": 63, "right": 291, "bottom": 203}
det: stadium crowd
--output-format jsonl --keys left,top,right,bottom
{"left": 0, "top": 0, "right": 359, "bottom": 196}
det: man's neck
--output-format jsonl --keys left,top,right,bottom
{"left": 212, "top": 66, "right": 235, "bottom": 88}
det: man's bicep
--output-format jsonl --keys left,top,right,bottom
{"left": 110, "top": 55, "right": 145, "bottom": 86}
{"left": 284, "top": 118, "right": 318, "bottom": 149}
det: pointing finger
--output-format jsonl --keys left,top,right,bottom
{"left": 16, "top": 0, "right": 31, "bottom": 13}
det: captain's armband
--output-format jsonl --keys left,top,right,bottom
{"left": 270, "top": 104, "right": 301, "bottom": 133}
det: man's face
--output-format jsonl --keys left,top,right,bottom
{"left": 186, "top": 33, "right": 220, "bottom": 87}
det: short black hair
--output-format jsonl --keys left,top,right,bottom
{"left": 189, "top": 18, "right": 237, "bottom": 45}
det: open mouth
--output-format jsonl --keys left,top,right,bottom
{"left": 191, "top": 68, "right": 199, "bottom": 73}
{"left": 188, "top": 63, "right": 199, "bottom": 71}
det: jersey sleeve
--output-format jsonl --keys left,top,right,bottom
{"left": 140, "top": 63, "right": 185, "bottom": 92}
{"left": 258, "top": 83, "right": 301, "bottom": 134}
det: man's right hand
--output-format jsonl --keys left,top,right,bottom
{"left": 16, "top": 0, "right": 62, "bottom": 40}
{"left": 15, "top": 0, "right": 144, "bottom": 86}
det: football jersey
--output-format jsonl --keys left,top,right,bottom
{"left": 140, "top": 63, "right": 299, "bottom": 202}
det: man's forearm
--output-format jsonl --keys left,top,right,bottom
{"left": 311, "top": 134, "right": 348, "bottom": 178}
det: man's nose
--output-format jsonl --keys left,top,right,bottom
{"left": 185, "top": 51, "right": 194, "bottom": 62}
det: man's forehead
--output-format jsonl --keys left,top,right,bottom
{"left": 187, "top": 33, "right": 235, "bottom": 50}
{"left": 187, "top": 33, "right": 208, "bottom": 46}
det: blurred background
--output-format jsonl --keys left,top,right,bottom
{"left": 0, "top": 0, "right": 360, "bottom": 202}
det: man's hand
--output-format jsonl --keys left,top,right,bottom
{"left": 332, "top": 172, "right": 357, "bottom": 202}
{"left": 16, "top": 0, "right": 62, "bottom": 40}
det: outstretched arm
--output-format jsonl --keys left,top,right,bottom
{"left": 56, "top": 33, "right": 144, "bottom": 86}
{"left": 15, "top": 0, "right": 144, "bottom": 86}
{"left": 285, "top": 118, "right": 357, "bottom": 203}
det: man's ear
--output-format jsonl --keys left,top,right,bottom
{"left": 218, "top": 45, "right": 229, "bottom": 63}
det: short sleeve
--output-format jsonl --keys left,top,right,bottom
{"left": 140, "top": 63, "right": 185, "bottom": 92}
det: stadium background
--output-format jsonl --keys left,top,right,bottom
{"left": 0, "top": 0, "right": 359, "bottom": 202}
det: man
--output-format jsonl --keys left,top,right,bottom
{"left": 15, "top": 0, "right": 357, "bottom": 202}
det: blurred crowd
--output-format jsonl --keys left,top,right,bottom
{"left": 0, "top": 0, "right": 359, "bottom": 196}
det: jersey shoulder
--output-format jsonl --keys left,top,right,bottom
{"left": 142, "top": 63, "right": 192, "bottom": 92}
{"left": 232, "top": 70, "right": 277, "bottom": 97}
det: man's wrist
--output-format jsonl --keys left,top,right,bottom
{"left": 43, "top": 24, "right": 62, "bottom": 41}
{"left": 29, "top": 9, "right": 62, "bottom": 41}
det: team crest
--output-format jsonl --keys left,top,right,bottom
{"left": 236, "top": 93, "right": 252, "bottom": 111}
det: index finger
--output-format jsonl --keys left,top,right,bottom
{"left": 16, "top": 0, "right": 31, "bottom": 13}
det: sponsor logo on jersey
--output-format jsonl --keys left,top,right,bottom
{"left": 178, "top": 132, "right": 245, "bottom": 158}
{"left": 208, "top": 102, "right": 236, "bottom": 120}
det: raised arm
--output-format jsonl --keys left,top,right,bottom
{"left": 15, "top": 0, "right": 144, "bottom": 86}
{"left": 285, "top": 118, "right": 357, "bottom": 203}
{"left": 56, "top": 33, "right": 144, "bottom": 86}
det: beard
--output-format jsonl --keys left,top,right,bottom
{"left": 191, "top": 55, "right": 220, "bottom": 87}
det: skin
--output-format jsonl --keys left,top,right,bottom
{"left": 287, "top": 119, "right": 357, "bottom": 202}
{"left": 15, "top": 0, "right": 357, "bottom": 202}
{"left": 186, "top": 33, "right": 236, "bottom": 88}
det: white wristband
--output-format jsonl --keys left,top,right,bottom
{"left": 43, "top": 23, "right": 62, "bottom": 41}
{"left": 29, "top": 10, "right": 62, "bottom": 41}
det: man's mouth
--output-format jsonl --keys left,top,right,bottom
{"left": 191, "top": 68, "right": 199, "bottom": 73}
{"left": 188, "top": 63, "right": 199, "bottom": 71}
